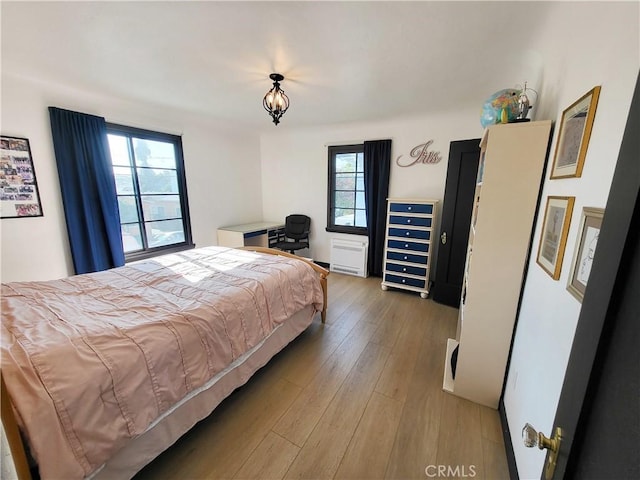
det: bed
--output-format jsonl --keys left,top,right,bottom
{"left": 0, "top": 246, "right": 328, "bottom": 480}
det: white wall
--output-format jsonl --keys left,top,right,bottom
{"left": 504, "top": 3, "right": 639, "bottom": 479}
{"left": 259, "top": 5, "right": 638, "bottom": 478}
{"left": 0, "top": 73, "right": 262, "bottom": 282}
{"left": 259, "top": 109, "right": 482, "bottom": 265}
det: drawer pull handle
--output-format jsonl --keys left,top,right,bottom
{"left": 407, "top": 219, "right": 411, "bottom": 224}
{"left": 402, "top": 279, "right": 406, "bottom": 283}
{"left": 407, "top": 206, "right": 412, "bottom": 211}
{"left": 405, "top": 244, "right": 409, "bottom": 248}
{"left": 406, "top": 232, "right": 410, "bottom": 236}
{"left": 404, "top": 256, "right": 408, "bottom": 260}
{"left": 403, "top": 268, "right": 407, "bottom": 272}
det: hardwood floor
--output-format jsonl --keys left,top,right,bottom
{"left": 135, "top": 274, "right": 509, "bottom": 480}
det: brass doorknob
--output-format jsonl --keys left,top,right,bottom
{"left": 522, "top": 423, "right": 563, "bottom": 480}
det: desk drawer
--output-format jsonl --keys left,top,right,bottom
{"left": 384, "top": 273, "right": 426, "bottom": 289}
{"left": 387, "top": 239, "right": 430, "bottom": 253}
{"left": 267, "top": 228, "right": 285, "bottom": 247}
{"left": 388, "top": 227, "right": 430, "bottom": 240}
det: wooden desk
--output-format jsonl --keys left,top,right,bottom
{"left": 217, "top": 222, "right": 285, "bottom": 248}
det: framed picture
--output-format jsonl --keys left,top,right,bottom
{"left": 536, "top": 196, "right": 575, "bottom": 280}
{"left": 550, "top": 86, "right": 601, "bottom": 179}
{"left": 567, "top": 207, "right": 604, "bottom": 301}
{"left": 0, "top": 136, "right": 44, "bottom": 219}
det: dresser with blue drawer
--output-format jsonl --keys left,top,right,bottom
{"left": 381, "top": 198, "right": 438, "bottom": 298}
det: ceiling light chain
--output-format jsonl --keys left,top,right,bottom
{"left": 263, "top": 73, "right": 290, "bottom": 125}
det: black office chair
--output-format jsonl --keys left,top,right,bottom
{"left": 275, "top": 214, "right": 310, "bottom": 254}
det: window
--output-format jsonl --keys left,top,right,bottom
{"left": 107, "top": 124, "right": 193, "bottom": 260}
{"left": 327, "top": 144, "right": 367, "bottom": 235}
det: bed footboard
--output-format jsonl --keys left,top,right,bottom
{"left": 238, "top": 246, "right": 329, "bottom": 323}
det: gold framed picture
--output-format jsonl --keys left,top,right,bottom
{"left": 567, "top": 207, "right": 604, "bottom": 301}
{"left": 550, "top": 86, "right": 601, "bottom": 179}
{"left": 536, "top": 196, "right": 575, "bottom": 280}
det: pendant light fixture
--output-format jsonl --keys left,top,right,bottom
{"left": 263, "top": 73, "right": 289, "bottom": 125}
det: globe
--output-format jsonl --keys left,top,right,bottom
{"left": 480, "top": 89, "right": 520, "bottom": 128}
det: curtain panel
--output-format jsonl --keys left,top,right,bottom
{"left": 49, "top": 107, "right": 124, "bottom": 274}
{"left": 364, "top": 139, "right": 391, "bottom": 277}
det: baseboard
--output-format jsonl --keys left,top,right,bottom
{"left": 315, "top": 261, "right": 329, "bottom": 269}
{"left": 499, "top": 399, "right": 519, "bottom": 480}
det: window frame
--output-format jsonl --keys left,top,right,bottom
{"left": 106, "top": 123, "right": 194, "bottom": 262}
{"left": 326, "top": 144, "right": 368, "bottom": 236}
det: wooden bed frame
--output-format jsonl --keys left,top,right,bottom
{"left": 1, "top": 247, "right": 328, "bottom": 480}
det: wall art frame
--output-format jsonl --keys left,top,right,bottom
{"left": 566, "top": 206, "right": 604, "bottom": 302}
{"left": 550, "top": 86, "right": 601, "bottom": 179}
{"left": 536, "top": 195, "right": 575, "bottom": 280}
{"left": 0, "top": 135, "right": 44, "bottom": 219}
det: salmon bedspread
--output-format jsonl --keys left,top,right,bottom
{"left": 1, "top": 247, "right": 323, "bottom": 479}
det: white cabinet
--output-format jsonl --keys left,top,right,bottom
{"left": 443, "top": 121, "right": 552, "bottom": 408}
{"left": 381, "top": 198, "right": 438, "bottom": 298}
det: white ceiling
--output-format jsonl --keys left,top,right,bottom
{"left": 1, "top": 1, "right": 554, "bottom": 131}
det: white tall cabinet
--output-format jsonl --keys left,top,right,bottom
{"left": 443, "top": 120, "right": 552, "bottom": 409}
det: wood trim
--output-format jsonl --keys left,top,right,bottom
{"left": 1, "top": 371, "right": 32, "bottom": 480}
{"left": 238, "top": 246, "right": 329, "bottom": 323}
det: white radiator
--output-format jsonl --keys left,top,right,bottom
{"left": 330, "top": 239, "right": 368, "bottom": 278}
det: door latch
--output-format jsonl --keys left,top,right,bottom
{"left": 522, "top": 423, "right": 563, "bottom": 480}
{"left": 441, "top": 232, "right": 447, "bottom": 244}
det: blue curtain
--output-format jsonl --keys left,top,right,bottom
{"left": 49, "top": 107, "right": 125, "bottom": 274}
{"left": 364, "top": 139, "right": 391, "bottom": 277}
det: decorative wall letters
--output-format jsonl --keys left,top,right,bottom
{"left": 396, "top": 140, "right": 442, "bottom": 167}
